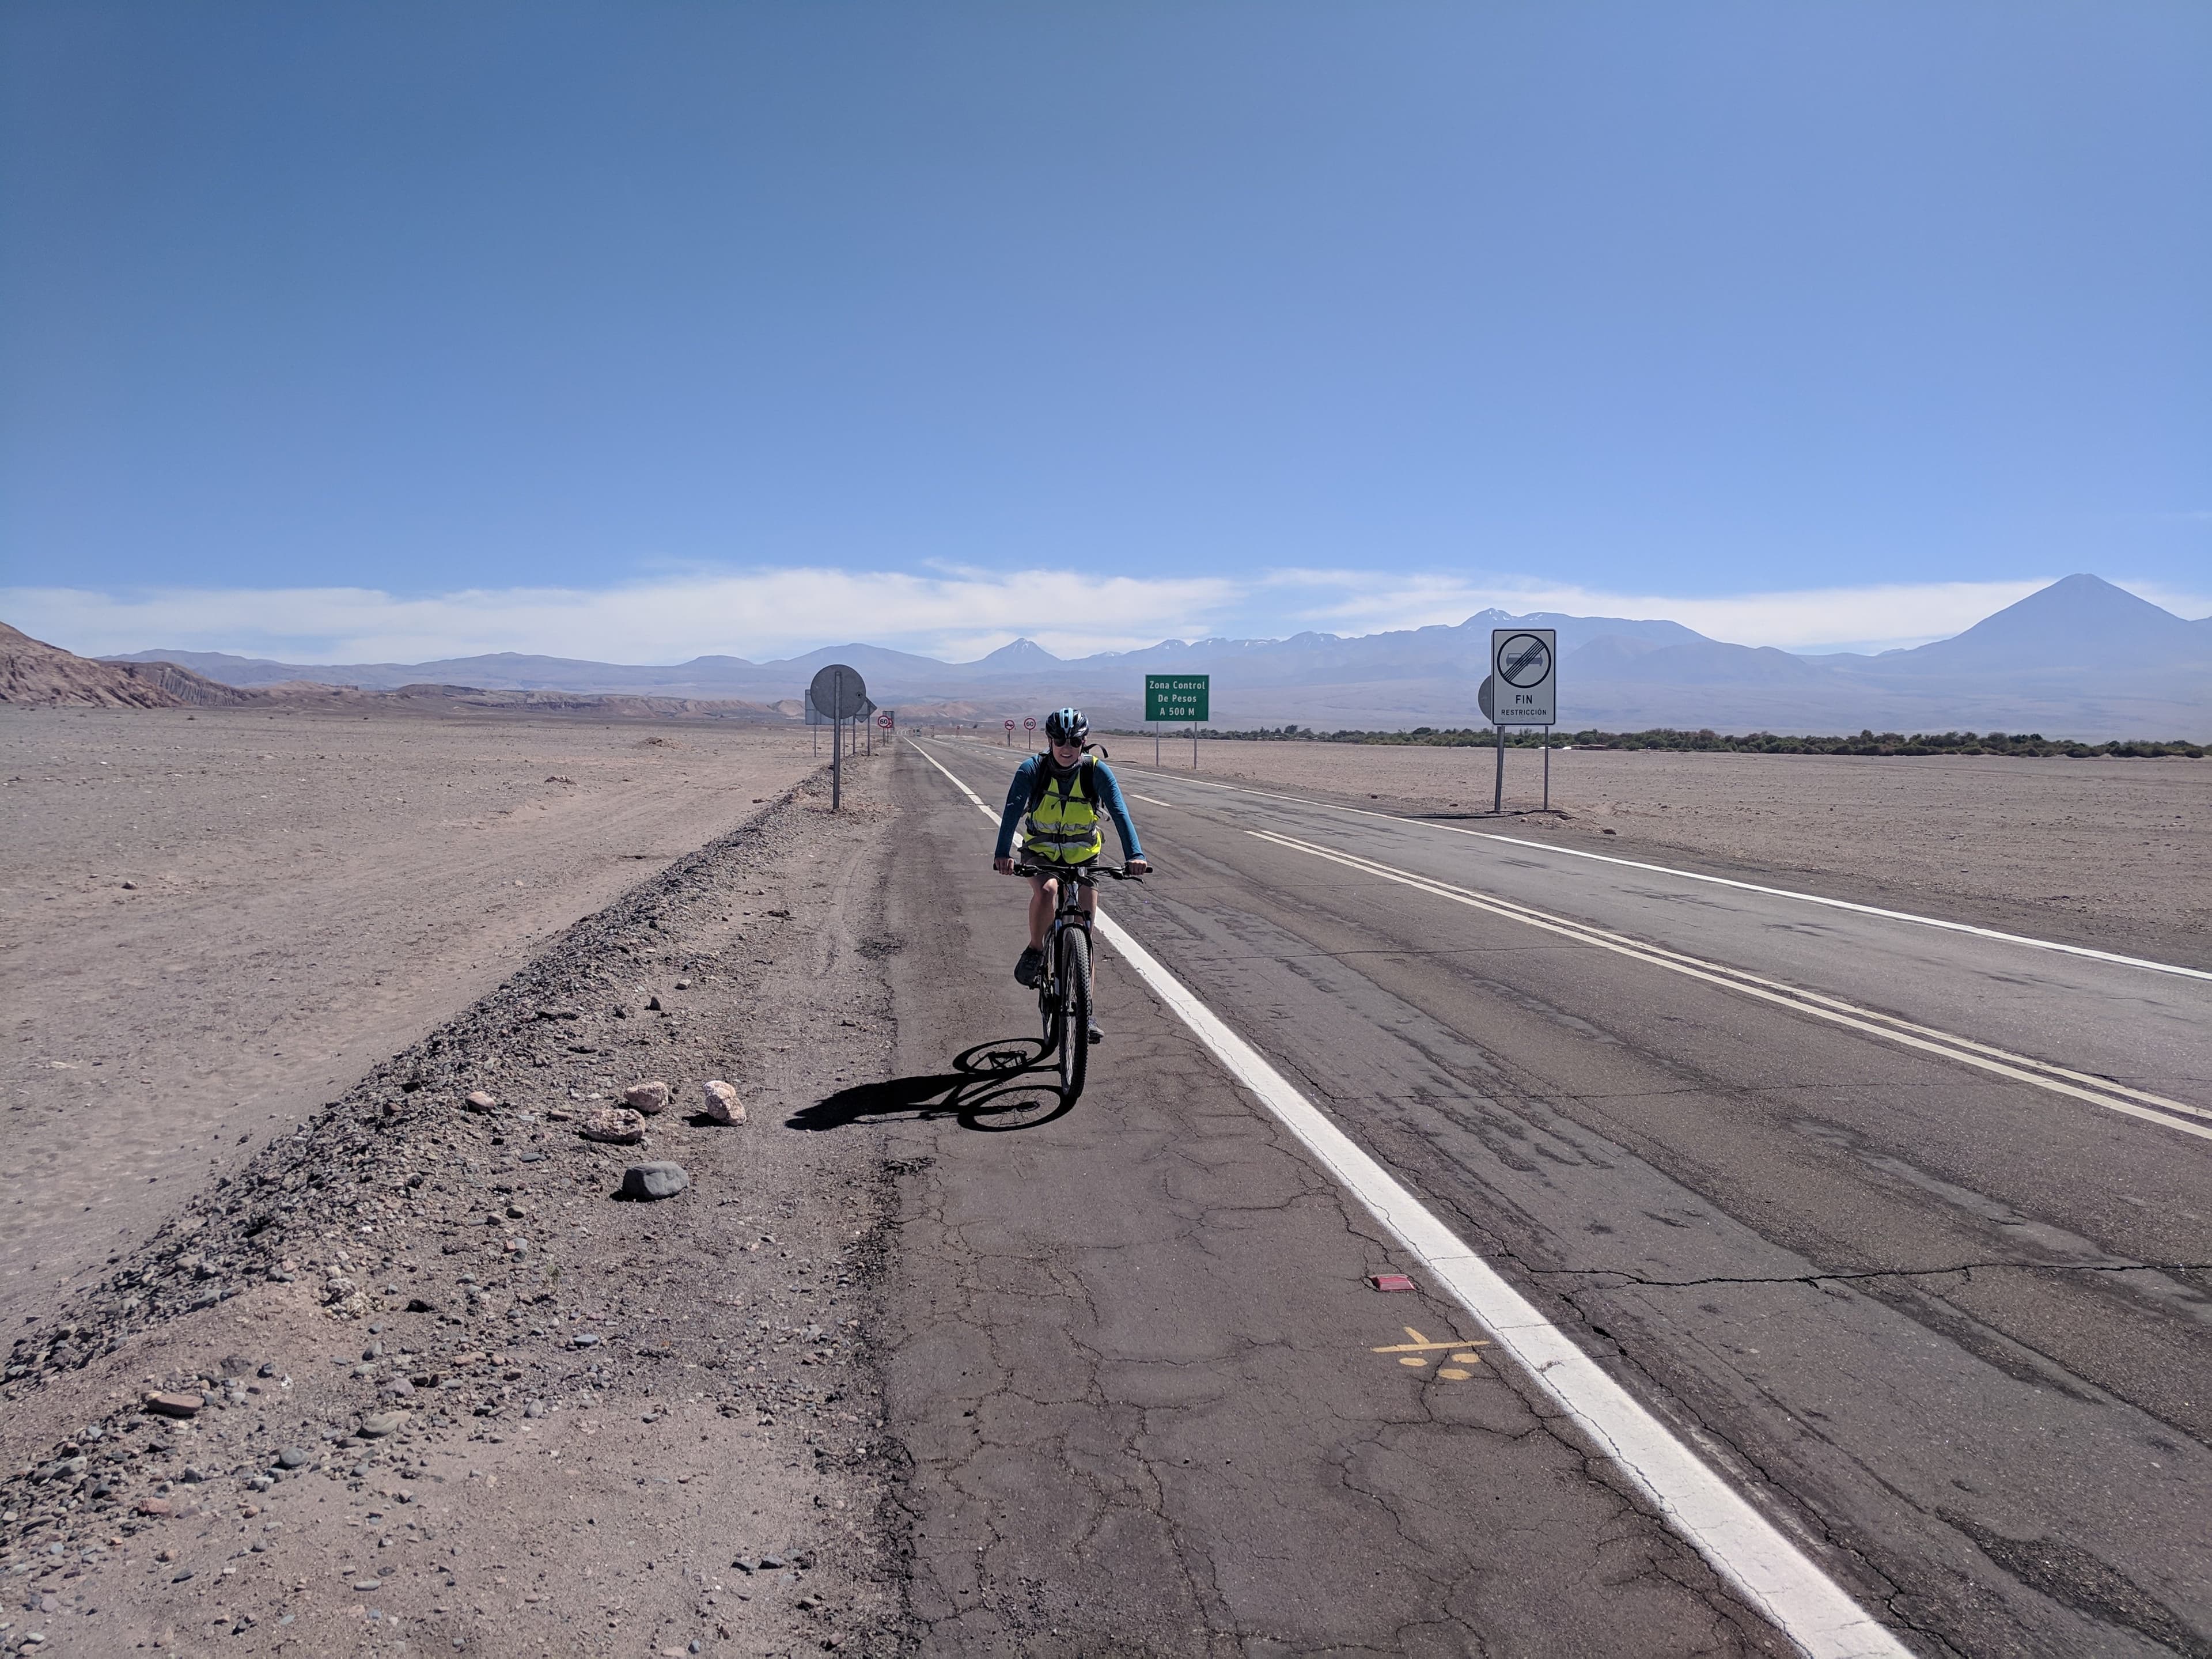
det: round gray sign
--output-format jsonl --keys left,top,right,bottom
{"left": 808, "top": 664, "right": 869, "bottom": 721}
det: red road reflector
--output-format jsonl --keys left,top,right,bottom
{"left": 1367, "top": 1274, "right": 1416, "bottom": 1293}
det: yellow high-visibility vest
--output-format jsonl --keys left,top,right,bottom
{"left": 1024, "top": 760, "right": 1104, "bottom": 865}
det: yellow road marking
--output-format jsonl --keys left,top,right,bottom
{"left": 1373, "top": 1327, "right": 1493, "bottom": 1354}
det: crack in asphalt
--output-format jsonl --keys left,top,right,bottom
{"left": 1539, "top": 1291, "right": 1932, "bottom": 1653}
{"left": 1537, "top": 1267, "right": 2212, "bottom": 1659}
{"left": 1529, "top": 1259, "right": 2212, "bottom": 1290}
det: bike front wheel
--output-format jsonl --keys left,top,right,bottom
{"left": 1056, "top": 926, "right": 1091, "bottom": 1103}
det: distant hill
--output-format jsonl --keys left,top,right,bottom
{"left": 3, "top": 623, "right": 793, "bottom": 724}
{"left": 99, "top": 641, "right": 954, "bottom": 699}
{"left": 2, "top": 623, "right": 259, "bottom": 708}
{"left": 101, "top": 608, "right": 1722, "bottom": 700}
{"left": 100, "top": 646, "right": 314, "bottom": 688}
{"left": 1856, "top": 573, "right": 2209, "bottom": 673}
{"left": 93, "top": 574, "right": 2211, "bottom": 739}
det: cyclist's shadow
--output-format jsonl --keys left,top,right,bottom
{"left": 786, "top": 1037, "right": 1073, "bottom": 1134}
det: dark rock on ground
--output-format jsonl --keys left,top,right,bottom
{"left": 620, "top": 1162, "right": 690, "bottom": 1200}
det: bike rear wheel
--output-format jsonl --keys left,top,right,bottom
{"left": 1056, "top": 926, "right": 1091, "bottom": 1102}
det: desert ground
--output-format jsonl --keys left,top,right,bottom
{"left": 1093, "top": 734, "right": 2212, "bottom": 968}
{"left": 1, "top": 705, "right": 828, "bottom": 1327}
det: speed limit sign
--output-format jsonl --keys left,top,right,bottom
{"left": 877, "top": 712, "right": 892, "bottom": 730}
{"left": 1024, "top": 716, "right": 1037, "bottom": 733}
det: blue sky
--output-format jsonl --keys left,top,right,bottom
{"left": 3, "top": 1, "right": 2207, "bottom": 664}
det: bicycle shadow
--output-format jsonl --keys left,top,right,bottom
{"left": 786, "top": 1037, "right": 1073, "bottom": 1134}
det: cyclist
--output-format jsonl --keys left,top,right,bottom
{"left": 993, "top": 709, "right": 1150, "bottom": 1028}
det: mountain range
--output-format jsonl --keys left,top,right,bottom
{"left": 97, "top": 574, "right": 2212, "bottom": 739}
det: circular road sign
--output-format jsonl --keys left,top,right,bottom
{"left": 808, "top": 663, "right": 869, "bottom": 721}
{"left": 877, "top": 712, "right": 892, "bottom": 729}
{"left": 1024, "top": 716, "right": 1037, "bottom": 732}
{"left": 1005, "top": 719, "right": 1016, "bottom": 730}
{"left": 1477, "top": 675, "right": 1494, "bottom": 722}
{"left": 1495, "top": 632, "right": 1552, "bottom": 688}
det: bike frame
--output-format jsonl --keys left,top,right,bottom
{"left": 1012, "top": 860, "right": 1139, "bottom": 1062}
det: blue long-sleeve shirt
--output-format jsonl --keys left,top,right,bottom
{"left": 994, "top": 755, "right": 1145, "bottom": 863}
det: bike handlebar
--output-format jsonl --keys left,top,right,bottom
{"left": 1009, "top": 862, "right": 1146, "bottom": 881}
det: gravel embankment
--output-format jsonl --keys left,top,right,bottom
{"left": 0, "top": 752, "right": 911, "bottom": 1656}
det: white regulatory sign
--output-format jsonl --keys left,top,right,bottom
{"left": 1490, "top": 628, "right": 1556, "bottom": 725}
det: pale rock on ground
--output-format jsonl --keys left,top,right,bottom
{"left": 623, "top": 1081, "right": 671, "bottom": 1115}
{"left": 579, "top": 1107, "right": 647, "bottom": 1145}
{"left": 700, "top": 1081, "right": 744, "bottom": 1125}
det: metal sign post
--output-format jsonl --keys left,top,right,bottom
{"left": 1024, "top": 715, "right": 1037, "bottom": 748}
{"left": 1004, "top": 719, "right": 1015, "bottom": 747}
{"left": 808, "top": 664, "right": 869, "bottom": 812}
{"left": 1484, "top": 630, "right": 1556, "bottom": 815}
{"left": 1478, "top": 674, "right": 1501, "bottom": 813}
{"left": 1145, "top": 674, "right": 1209, "bottom": 770}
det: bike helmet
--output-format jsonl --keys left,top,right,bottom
{"left": 1043, "top": 707, "right": 1088, "bottom": 745}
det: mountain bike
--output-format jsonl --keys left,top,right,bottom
{"left": 1011, "top": 861, "right": 1142, "bottom": 1104}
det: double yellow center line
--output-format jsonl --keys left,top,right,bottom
{"left": 1248, "top": 828, "right": 2211, "bottom": 1143}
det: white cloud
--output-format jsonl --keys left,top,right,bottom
{"left": 2116, "top": 579, "right": 2212, "bottom": 622}
{"left": 0, "top": 566, "right": 2141, "bottom": 665}
{"left": 0, "top": 569, "right": 1243, "bottom": 665}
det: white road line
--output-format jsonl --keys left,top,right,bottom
{"left": 1090, "top": 752, "right": 2212, "bottom": 984}
{"left": 1248, "top": 828, "right": 2212, "bottom": 1142}
{"left": 907, "top": 737, "right": 1908, "bottom": 1659}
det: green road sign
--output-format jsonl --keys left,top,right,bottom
{"left": 1145, "top": 674, "right": 1210, "bottom": 722}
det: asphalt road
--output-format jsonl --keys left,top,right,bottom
{"left": 851, "top": 738, "right": 2211, "bottom": 1658}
